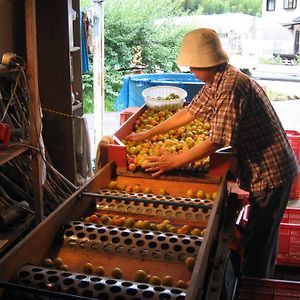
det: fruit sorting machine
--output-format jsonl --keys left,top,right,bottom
{"left": 0, "top": 158, "right": 239, "bottom": 300}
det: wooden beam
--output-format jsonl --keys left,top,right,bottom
{"left": 93, "top": 1, "right": 105, "bottom": 147}
{"left": 25, "top": 0, "right": 44, "bottom": 223}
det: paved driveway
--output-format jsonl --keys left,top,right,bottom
{"left": 271, "top": 100, "right": 300, "bottom": 132}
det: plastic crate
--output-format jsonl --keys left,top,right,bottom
{"left": 238, "top": 277, "right": 300, "bottom": 299}
{"left": 286, "top": 130, "right": 300, "bottom": 164}
{"left": 277, "top": 208, "right": 300, "bottom": 266}
{"left": 290, "top": 172, "right": 300, "bottom": 200}
{"left": 232, "top": 206, "right": 300, "bottom": 267}
{"left": 119, "top": 107, "right": 140, "bottom": 125}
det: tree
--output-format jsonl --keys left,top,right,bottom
{"left": 83, "top": 0, "right": 262, "bottom": 111}
{"left": 199, "top": 0, "right": 261, "bottom": 16}
{"left": 104, "top": 0, "right": 191, "bottom": 110}
{"left": 183, "top": 0, "right": 201, "bottom": 11}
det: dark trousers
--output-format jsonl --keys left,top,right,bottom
{"left": 240, "top": 180, "right": 294, "bottom": 278}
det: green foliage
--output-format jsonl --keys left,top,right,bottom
{"left": 266, "top": 89, "right": 289, "bottom": 101}
{"left": 259, "top": 55, "right": 282, "bottom": 65}
{"left": 80, "top": 0, "right": 92, "bottom": 10}
{"left": 84, "top": 0, "right": 263, "bottom": 111}
{"left": 273, "top": 55, "right": 282, "bottom": 65}
{"left": 104, "top": 0, "right": 191, "bottom": 111}
{"left": 183, "top": 0, "right": 201, "bottom": 11}
{"left": 295, "top": 54, "right": 300, "bottom": 66}
{"left": 104, "top": 65, "right": 123, "bottom": 111}
{"left": 196, "top": 0, "right": 261, "bottom": 16}
{"left": 82, "top": 56, "right": 94, "bottom": 113}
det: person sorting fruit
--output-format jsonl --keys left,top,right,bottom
{"left": 126, "top": 28, "right": 299, "bottom": 279}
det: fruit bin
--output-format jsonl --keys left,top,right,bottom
{"left": 238, "top": 277, "right": 300, "bottom": 299}
{"left": 277, "top": 207, "right": 300, "bottom": 267}
{"left": 289, "top": 170, "right": 300, "bottom": 200}
{"left": 285, "top": 130, "right": 300, "bottom": 164}
{"left": 0, "top": 161, "right": 231, "bottom": 300}
{"left": 101, "top": 104, "right": 236, "bottom": 177}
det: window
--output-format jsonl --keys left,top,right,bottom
{"left": 284, "top": 0, "right": 297, "bottom": 9}
{"left": 267, "top": 0, "right": 276, "bottom": 11}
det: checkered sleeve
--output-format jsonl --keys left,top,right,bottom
{"left": 187, "top": 85, "right": 215, "bottom": 122}
{"left": 209, "top": 89, "right": 244, "bottom": 148}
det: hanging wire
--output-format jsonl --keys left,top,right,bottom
{"left": 0, "top": 71, "right": 22, "bottom": 123}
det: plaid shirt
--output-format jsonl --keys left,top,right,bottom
{"left": 188, "top": 64, "right": 299, "bottom": 192}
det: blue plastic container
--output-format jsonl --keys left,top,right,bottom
{"left": 114, "top": 73, "right": 205, "bottom": 111}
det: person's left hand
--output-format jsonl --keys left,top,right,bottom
{"left": 143, "top": 152, "right": 177, "bottom": 177}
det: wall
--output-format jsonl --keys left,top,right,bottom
{"left": 0, "top": 0, "right": 14, "bottom": 58}
{"left": 0, "top": 0, "right": 25, "bottom": 60}
{"left": 262, "top": 0, "right": 300, "bottom": 24}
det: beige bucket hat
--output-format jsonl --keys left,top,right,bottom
{"left": 177, "top": 28, "right": 229, "bottom": 68}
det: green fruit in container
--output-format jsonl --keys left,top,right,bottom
{"left": 60, "top": 264, "right": 69, "bottom": 271}
{"left": 135, "top": 269, "right": 147, "bottom": 282}
{"left": 135, "top": 220, "right": 143, "bottom": 229}
{"left": 95, "top": 266, "right": 105, "bottom": 276}
{"left": 205, "top": 192, "right": 213, "bottom": 200}
{"left": 149, "top": 276, "right": 161, "bottom": 286}
{"left": 100, "top": 214, "right": 111, "bottom": 224}
{"left": 186, "top": 189, "right": 194, "bottom": 198}
{"left": 166, "top": 224, "right": 173, "bottom": 232}
{"left": 175, "top": 280, "right": 187, "bottom": 289}
{"left": 150, "top": 223, "right": 158, "bottom": 230}
{"left": 117, "top": 183, "right": 127, "bottom": 190}
{"left": 212, "top": 191, "right": 218, "bottom": 200}
{"left": 142, "top": 220, "right": 151, "bottom": 229}
{"left": 83, "top": 262, "right": 94, "bottom": 274}
{"left": 171, "top": 226, "right": 178, "bottom": 233}
{"left": 89, "top": 214, "right": 99, "bottom": 223}
{"left": 180, "top": 225, "right": 191, "bottom": 234}
{"left": 196, "top": 190, "right": 205, "bottom": 199}
{"left": 145, "top": 274, "right": 152, "bottom": 283}
{"left": 161, "top": 275, "right": 174, "bottom": 287}
{"left": 111, "top": 267, "right": 123, "bottom": 279}
{"left": 157, "top": 223, "right": 167, "bottom": 232}
{"left": 159, "top": 188, "right": 168, "bottom": 195}
{"left": 108, "top": 180, "right": 118, "bottom": 190}
{"left": 128, "top": 163, "right": 137, "bottom": 172}
{"left": 144, "top": 186, "right": 152, "bottom": 194}
{"left": 191, "top": 228, "right": 201, "bottom": 236}
{"left": 42, "top": 258, "right": 53, "bottom": 268}
{"left": 162, "top": 219, "right": 171, "bottom": 225}
{"left": 53, "top": 257, "right": 64, "bottom": 269}
{"left": 125, "top": 186, "right": 133, "bottom": 193}
{"left": 124, "top": 217, "right": 136, "bottom": 228}
{"left": 133, "top": 185, "right": 141, "bottom": 193}
{"left": 185, "top": 256, "right": 196, "bottom": 271}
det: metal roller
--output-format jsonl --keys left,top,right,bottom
{"left": 13, "top": 264, "right": 187, "bottom": 300}
{"left": 63, "top": 221, "right": 202, "bottom": 263}
{"left": 83, "top": 189, "right": 212, "bottom": 223}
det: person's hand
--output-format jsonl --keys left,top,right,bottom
{"left": 125, "top": 130, "right": 150, "bottom": 142}
{"left": 143, "top": 152, "right": 177, "bottom": 177}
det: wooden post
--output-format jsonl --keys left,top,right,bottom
{"left": 25, "top": 0, "right": 44, "bottom": 223}
{"left": 92, "top": 0, "right": 105, "bottom": 149}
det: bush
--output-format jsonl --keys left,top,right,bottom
{"left": 104, "top": 0, "right": 192, "bottom": 111}
{"left": 82, "top": 55, "right": 94, "bottom": 113}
